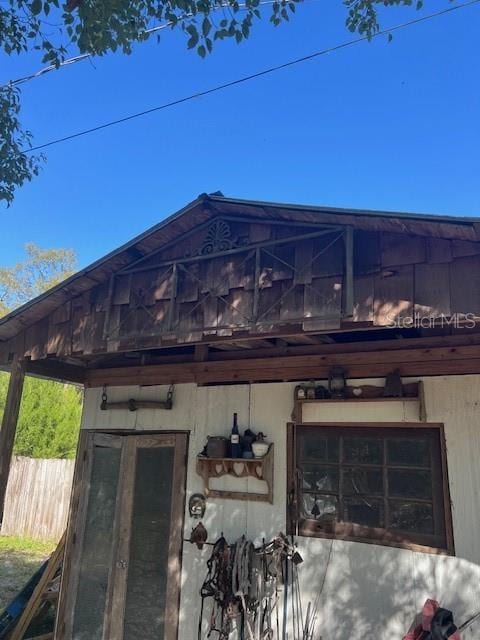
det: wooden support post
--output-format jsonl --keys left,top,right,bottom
{"left": 0, "top": 355, "right": 26, "bottom": 524}
{"left": 102, "top": 274, "right": 116, "bottom": 340}
{"left": 167, "top": 263, "right": 178, "bottom": 331}
{"left": 343, "top": 226, "right": 354, "bottom": 318}
{"left": 252, "top": 247, "right": 261, "bottom": 323}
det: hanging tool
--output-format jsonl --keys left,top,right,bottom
{"left": 198, "top": 533, "right": 304, "bottom": 640}
{"left": 100, "top": 384, "right": 174, "bottom": 411}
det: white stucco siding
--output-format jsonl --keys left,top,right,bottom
{"left": 81, "top": 375, "right": 480, "bottom": 639}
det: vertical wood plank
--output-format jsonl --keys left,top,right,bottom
{"left": 103, "top": 275, "right": 116, "bottom": 340}
{"left": 354, "top": 230, "right": 381, "bottom": 274}
{"left": 426, "top": 238, "right": 452, "bottom": 264}
{"left": 294, "top": 241, "right": 313, "bottom": 285}
{"left": 415, "top": 263, "right": 451, "bottom": 317}
{"left": 2, "top": 456, "right": 74, "bottom": 540}
{"left": 449, "top": 255, "right": 480, "bottom": 314}
{"left": 381, "top": 233, "right": 426, "bottom": 266}
{"left": 105, "top": 437, "right": 136, "bottom": 640}
{"left": 165, "top": 433, "right": 188, "bottom": 640}
{"left": 353, "top": 275, "right": 374, "bottom": 322}
{"left": 252, "top": 248, "right": 261, "bottom": 322}
{"left": 0, "top": 355, "right": 25, "bottom": 523}
{"left": 373, "top": 265, "right": 414, "bottom": 325}
{"left": 303, "top": 276, "right": 342, "bottom": 331}
{"left": 343, "top": 227, "right": 354, "bottom": 317}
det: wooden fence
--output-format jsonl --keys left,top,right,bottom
{"left": 1, "top": 456, "right": 74, "bottom": 541}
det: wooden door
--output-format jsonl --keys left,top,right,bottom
{"left": 55, "top": 432, "right": 187, "bottom": 640}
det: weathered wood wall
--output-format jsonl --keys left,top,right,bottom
{"left": 80, "top": 375, "right": 480, "bottom": 640}
{"left": 1, "top": 456, "right": 74, "bottom": 540}
{"left": 1, "top": 222, "right": 479, "bottom": 365}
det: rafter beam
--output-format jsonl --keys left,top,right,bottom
{"left": 85, "top": 342, "right": 480, "bottom": 388}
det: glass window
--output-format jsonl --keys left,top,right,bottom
{"left": 291, "top": 425, "right": 451, "bottom": 551}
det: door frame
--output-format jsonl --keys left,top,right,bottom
{"left": 55, "top": 430, "right": 188, "bottom": 640}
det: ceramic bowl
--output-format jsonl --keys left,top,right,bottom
{"left": 252, "top": 441, "right": 269, "bottom": 458}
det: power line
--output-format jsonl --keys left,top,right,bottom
{"left": 25, "top": 0, "right": 480, "bottom": 154}
{"left": 3, "top": 0, "right": 280, "bottom": 89}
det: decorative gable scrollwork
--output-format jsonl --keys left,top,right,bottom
{"left": 201, "top": 220, "right": 235, "bottom": 254}
{"left": 186, "top": 219, "right": 249, "bottom": 257}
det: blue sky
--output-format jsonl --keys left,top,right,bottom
{"left": 2, "top": 0, "right": 479, "bottom": 269}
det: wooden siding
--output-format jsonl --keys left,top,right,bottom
{"left": 1, "top": 456, "right": 74, "bottom": 540}
{"left": 1, "top": 222, "right": 479, "bottom": 366}
{"left": 0, "top": 194, "right": 478, "bottom": 344}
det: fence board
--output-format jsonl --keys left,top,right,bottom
{"left": 1, "top": 456, "right": 74, "bottom": 540}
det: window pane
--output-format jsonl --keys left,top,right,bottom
{"left": 302, "top": 493, "right": 338, "bottom": 523}
{"left": 123, "top": 446, "right": 175, "bottom": 640}
{"left": 293, "top": 426, "right": 447, "bottom": 549}
{"left": 343, "top": 498, "right": 384, "bottom": 528}
{"left": 388, "top": 469, "right": 432, "bottom": 500}
{"left": 389, "top": 501, "right": 434, "bottom": 534}
{"left": 300, "top": 433, "right": 339, "bottom": 462}
{"left": 301, "top": 465, "right": 338, "bottom": 492}
{"left": 387, "top": 438, "right": 430, "bottom": 467}
{"left": 73, "top": 446, "right": 121, "bottom": 640}
{"left": 343, "top": 467, "right": 383, "bottom": 495}
{"left": 343, "top": 438, "right": 383, "bottom": 464}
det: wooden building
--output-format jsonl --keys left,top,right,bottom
{"left": 1, "top": 193, "right": 480, "bottom": 639}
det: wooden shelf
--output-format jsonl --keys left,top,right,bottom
{"left": 297, "top": 397, "right": 420, "bottom": 404}
{"left": 196, "top": 445, "right": 274, "bottom": 503}
{"left": 292, "top": 382, "right": 424, "bottom": 422}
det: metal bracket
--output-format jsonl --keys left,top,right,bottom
{"left": 100, "top": 384, "right": 174, "bottom": 412}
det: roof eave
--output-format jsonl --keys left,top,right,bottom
{"left": 0, "top": 195, "right": 206, "bottom": 333}
{"left": 1, "top": 193, "right": 478, "bottom": 344}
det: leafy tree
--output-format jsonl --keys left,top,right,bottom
{"left": 0, "top": 374, "right": 82, "bottom": 458}
{"left": 0, "top": 84, "right": 44, "bottom": 206}
{"left": 0, "top": 243, "right": 81, "bottom": 458}
{"left": 1, "top": 0, "right": 426, "bottom": 205}
{"left": 0, "top": 242, "right": 76, "bottom": 315}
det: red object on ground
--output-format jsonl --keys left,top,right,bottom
{"left": 404, "top": 599, "right": 461, "bottom": 640}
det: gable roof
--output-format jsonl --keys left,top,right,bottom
{"left": 1, "top": 193, "right": 478, "bottom": 342}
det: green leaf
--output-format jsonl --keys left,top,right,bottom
{"left": 197, "top": 44, "right": 206, "bottom": 57}
{"left": 202, "top": 17, "right": 211, "bottom": 37}
{"left": 187, "top": 29, "right": 199, "bottom": 48}
{"left": 30, "top": 0, "right": 42, "bottom": 15}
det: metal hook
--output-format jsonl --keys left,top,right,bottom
{"left": 166, "top": 383, "right": 174, "bottom": 409}
{"left": 101, "top": 385, "right": 108, "bottom": 411}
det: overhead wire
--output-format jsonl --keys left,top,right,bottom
{"left": 20, "top": 0, "right": 480, "bottom": 154}
{"left": 2, "top": 0, "right": 280, "bottom": 89}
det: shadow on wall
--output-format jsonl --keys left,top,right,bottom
{"left": 179, "top": 526, "right": 480, "bottom": 640}
{"left": 296, "top": 537, "right": 480, "bottom": 640}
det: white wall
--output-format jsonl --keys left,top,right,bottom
{"left": 81, "top": 375, "right": 480, "bottom": 639}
